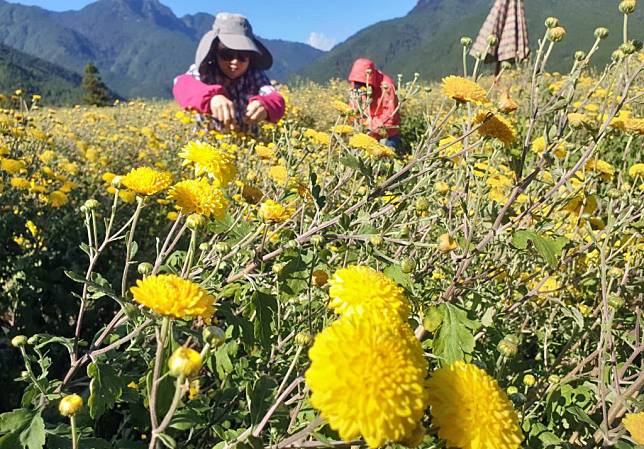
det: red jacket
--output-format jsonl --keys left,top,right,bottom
{"left": 348, "top": 58, "right": 400, "bottom": 139}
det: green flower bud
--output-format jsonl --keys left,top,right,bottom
{"left": 574, "top": 51, "right": 587, "bottom": 61}
{"left": 620, "top": 42, "right": 636, "bottom": 55}
{"left": 295, "top": 332, "right": 312, "bottom": 346}
{"left": 215, "top": 242, "right": 231, "bottom": 253}
{"left": 110, "top": 175, "right": 122, "bottom": 189}
{"left": 186, "top": 213, "right": 206, "bottom": 230}
{"left": 203, "top": 326, "right": 226, "bottom": 348}
{"left": 310, "top": 235, "right": 325, "bottom": 247}
{"left": 544, "top": 17, "right": 560, "bottom": 28}
{"left": 619, "top": 0, "right": 636, "bottom": 14}
{"left": 168, "top": 347, "right": 202, "bottom": 378}
{"left": 548, "top": 374, "right": 560, "bottom": 384}
{"left": 612, "top": 49, "right": 625, "bottom": 61}
{"left": 547, "top": 27, "right": 566, "bottom": 42}
{"left": 272, "top": 262, "right": 286, "bottom": 275}
{"left": 11, "top": 335, "right": 28, "bottom": 348}
{"left": 285, "top": 239, "right": 299, "bottom": 250}
{"left": 460, "top": 37, "right": 473, "bottom": 47}
{"left": 198, "top": 242, "right": 210, "bottom": 251}
{"left": 398, "top": 224, "right": 410, "bottom": 238}
{"left": 83, "top": 199, "right": 99, "bottom": 210}
{"left": 523, "top": 374, "right": 536, "bottom": 387}
{"left": 137, "top": 262, "right": 153, "bottom": 276}
{"left": 608, "top": 295, "right": 624, "bottom": 309}
{"left": 487, "top": 35, "right": 499, "bottom": 46}
{"left": 498, "top": 334, "right": 520, "bottom": 357}
{"left": 400, "top": 257, "right": 415, "bottom": 274}
{"left": 501, "top": 61, "right": 513, "bottom": 71}
{"left": 369, "top": 235, "right": 384, "bottom": 247}
{"left": 415, "top": 197, "right": 429, "bottom": 212}
{"left": 27, "top": 335, "right": 39, "bottom": 345}
{"left": 594, "top": 27, "right": 609, "bottom": 40}
{"left": 506, "top": 385, "right": 519, "bottom": 395}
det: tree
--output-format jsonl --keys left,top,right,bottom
{"left": 81, "top": 63, "right": 111, "bottom": 106}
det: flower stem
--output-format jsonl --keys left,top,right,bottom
{"left": 121, "top": 197, "right": 144, "bottom": 296}
{"left": 70, "top": 415, "right": 78, "bottom": 449}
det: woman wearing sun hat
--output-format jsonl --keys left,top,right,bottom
{"left": 173, "top": 13, "right": 285, "bottom": 132}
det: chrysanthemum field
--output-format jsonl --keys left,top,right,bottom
{"left": 1, "top": 10, "right": 643, "bottom": 449}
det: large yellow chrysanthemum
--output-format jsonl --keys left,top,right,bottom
{"left": 622, "top": 412, "right": 644, "bottom": 444}
{"left": 121, "top": 167, "right": 172, "bottom": 196}
{"left": 474, "top": 112, "right": 516, "bottom": 148}
{"left": 328, "top": 266, "right": 410, "bottom": 319}
{"left": 258, "top": 199, "right": 294, "bottom": 223}
{"left": 130, "top": 274, "right": 215, "bottom": 322}
{"left": 442, "top": 76, "right": 488, "bottom": 105}
{"left": 168, "top": 178, "right": 228, "bottom": 219}
{"left": 305, "top": 314, "right": 429, "bottom": 448}
{"left": 349, "top": 133, "right": 395, "bottom": 158}
{"left": 179, "top": 141, "right": 236, "bottom": 186}
{"left": 427, "top": 361, "right": 523, "bottom": 449}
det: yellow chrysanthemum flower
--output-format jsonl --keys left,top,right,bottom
{"left": 328, "top": 265, "right": 409, "bottom": 319}
{"left": 268, "top": 165, "right": 289, "bottom": 185}
{"left": 305, "top": 314, "right": 429, "bottom": 448}
{"left": 442, "top": 76, "right": 488, "bottom": 105}
{"left": 629, "top": 163, "right": 644, "bottom": 177}
{"left": 258, "top": 199, "right": 294, "bottom": 223}
{"left": 0, "top": 158, "right": 27, "bottom": 174}
{"left": 427, "top": 361, "right": 523, "bottom": 449}
{"left": 330, "top": 124, "right": 355, "bottom": 135}
{"left": 622, "top": 412, "right": 644, "bottom": 444}
{"left": 585, "top": 159, "right": 615, "bottom": 181}
{"left": 531, "top": 136, "right": 567, "bottom": 158}
{"left": 10, "top": 177, "right": 30, "bottom": 189}
{"left": 623, "top": 117, "right": 644, "bottom": 135}
{"left": 179, "top": 141, "right": 236, "bottom": 186}
{"left": 130, "top": 274, "right": 215, "bottom": 322}
{"left": 254, "top": 144, "right": 276, "bottom": 159}
{"left": 168, "top": 178, "right": 228, "bottom": 219}
{"left": 49, "top": 191, "right": 69, "bottom": 208}
{"left": 474, "top": 112, "right": 516, "bottom": 147}
{"left": 332, "top": 99, "right": 353, "bottom": 115}
{"left": 121, "top": 167, "right": 172, "bottom": 196}
{"left": 349, "top": 133, "right": 396, "bottom": 158}
{"left": 439, "top": 135, "right": 464, "bottom": 162}
{"left": 567, "top": 112, "right": 592, "bottom": 129}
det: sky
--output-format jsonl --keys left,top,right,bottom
{"left": 8, "top": 0, "right": 418, "bottom": 50}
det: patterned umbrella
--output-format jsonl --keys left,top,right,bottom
{"left": 471, "top": 0, "right": 530, "bottom": 63}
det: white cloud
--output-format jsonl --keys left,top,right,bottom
{"left": 307, "top": 32, "right": 336, "bottom": 51}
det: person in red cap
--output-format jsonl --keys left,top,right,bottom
{"left": 348, "top": 58, "right": 401, "bottom": 150}
{"left": 173, "top": 13, "right": 285, "bottom": 133}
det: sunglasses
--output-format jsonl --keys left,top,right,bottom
{"left": 217, "top": 48, "right": 251, "bottom": 62}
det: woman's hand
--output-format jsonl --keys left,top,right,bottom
{"left": 210, "top": 95, "right": 236, "bottom": 127}
{"left": 244, "top": 100, "right": 268, "bottom": 124}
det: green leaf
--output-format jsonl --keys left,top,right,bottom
{"left": 214, "top": 343, "right": 234, "bottom": 380}
{"left": 0, "top": 409, "right": 32, "bottom": 434}
{"left": 383, "top": 264, "right": 413, "bottom": 291}
{"left": 433, "top": 304, "right": 480, "bottom": 363}
{"left": 248, "top": 376, "right": 277, "bottom": 425}
{"left": 156, "top": 433, "right": 176, "bottom": 449}
{"left": 19, "top": 412, "right": 45, "bottom": 449}
{"left": 251, "top": 291, "right": 277, "bottom": 348}
{"left": 512, "top": 230, "right": 567, "bottom": 269}
{"left": 88, "top": 362, "right": 126, "bottom": 419}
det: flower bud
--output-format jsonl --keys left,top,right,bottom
{"left": 547, "top": 374, "right": 560, "bottom": 384}
{"left": 285, "top": 239, "right": 299, "bottom": 250}
{"left": 608, "top": 295, "right": 624, "bottom": 309}
{"left": 438, "top": 233, "right": 458, "bottom": 253}
{"left": 369, "top": 234, "right": 383, "bottom": 247}
{"left": 272, "top": 262, "right": 286, "bottom": 275}
{"left": 415, "top": 197, "right": 429, "bottom": 212}
{"left": 399, "top": 224, "right": 410, "bottom": 238}
{"left": 506, "top": 385, "right": 519, "bottom": 395}
{"left": 460, "top": 37, "right": 473, "bottom": 47}
{"left": 619, "top": 0, "right": 637, "bottom": 14}
{"left": 199, "top": 242, "right": 210, "bottom": 251}
{"left": 547, "top": 27, "right": 566, "bottom": 42}
{"left": 594, "top": 27, "right": 609, "bottom": 40}
{"left": 544, "top": 17, "right": 559, "bottom": 28}
{"left": 574, "top": 51, "right": 587, "bottom": 61}
{"left": 487, "top": 35, "right": 499, "bottom": 46}
{"left": 83, "top": 199, "right": 99, "bottom": 210}
{"left": 612, "top": 49, "right": 625, "bottom": 61}
{"left": 59, "top": 394, "right": 83, "bottom": 417}
{"left": 215, "top": 242, "right": 231, "bottom": 253}
{"left": 523, "top": 374, "right": 536, "bottom": 387}
{"left": 11, "top": 335, "right": 28, "bottom": 348}
{"left": 295, "top": 332, "right": 312, "bottom": 346}
{"left": 168, "top": 347, "right": 202, "bottom": 378}
{"left": 400, "top": 257, "right": 415, "bottom": 274}
{"left": 312, "top": 269, "right": 329, "bottom": 286}
{"left": 497, "top": 334, "right": 520, "bottom": 357}
{"left": 110, "top": 175, "right": 122, "bottom": 189}
{"left": 203, "top": 326, "right": 226, "bottom": 348}
{"left": 186, "top": 213, "right": 206, "bottom": 230}
{"left": 310, "top": 235, "right": 324, "bottom": 247}
{"left": 137, "top": 262, "right": 153, "bottom": 276}
{"left": 620, "top": 42, "right": 636, "bottom": 55}
{"left": 27, "top": 335, "right": 39, "bottom": 345}
{"left": 501, "top": 61, "right": 513, "bottom": 71}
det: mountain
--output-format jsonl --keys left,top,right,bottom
{"left": 299, "top": 0, "right": 643, "bottom": 82}
{"left": 0, "top": 0, "right": 324, "bottom": 98}
{"left": 0, "top": 43, "right": 84, "bottom": 104}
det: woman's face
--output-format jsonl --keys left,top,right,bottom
{"left": 216, "top": 43, "right": 251, "bottom": 79}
